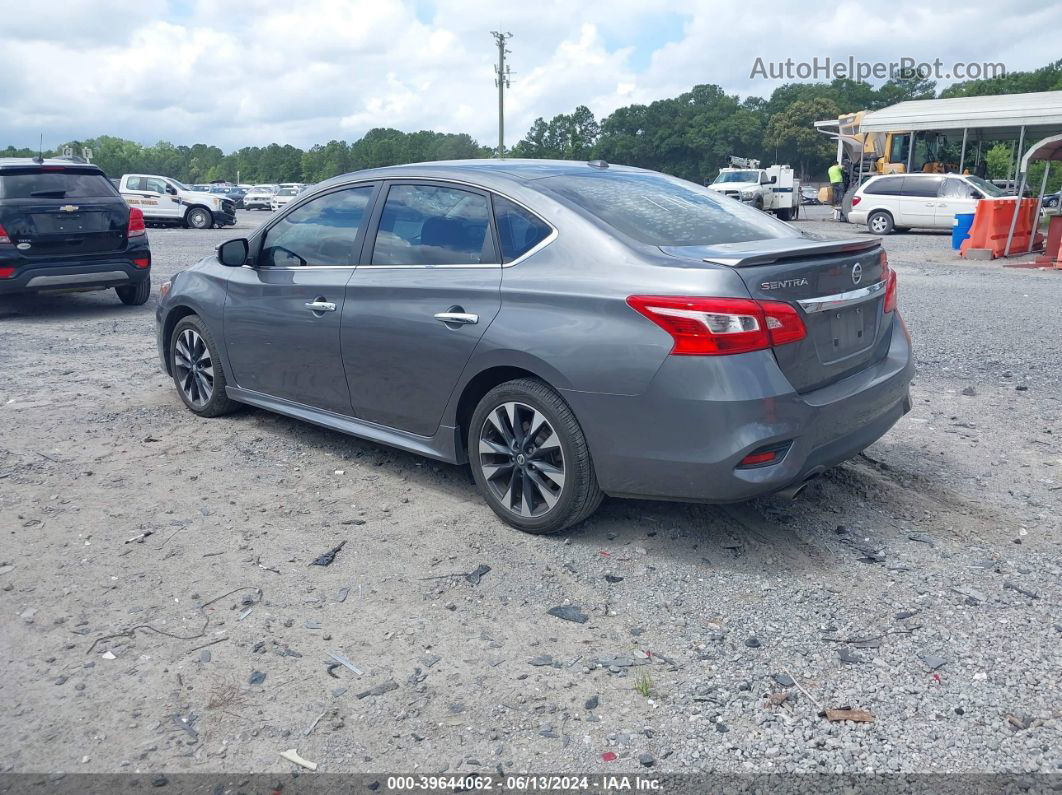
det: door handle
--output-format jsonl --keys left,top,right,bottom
{"left": 305, "top": 299, "right": 336, "bottom": 312}
{"left": 434, "top": 311, "right": 478, "bottom": 325}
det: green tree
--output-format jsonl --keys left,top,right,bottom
{"left": 763, "top": 97, "right": 840, "bottom": 179}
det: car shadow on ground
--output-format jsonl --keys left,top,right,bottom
{"left": 0, "top": 293, "right": 155, "bottom": 321}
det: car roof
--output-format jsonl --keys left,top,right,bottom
{"left": 315, "top": 159, "right": 651, "bottom": 191}
{"left": 0, "top": 157, "right": 105, "bottom": 172}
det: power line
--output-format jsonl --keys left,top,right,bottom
{"left": 491, "top": 31, "right": 513, "bottom": 158}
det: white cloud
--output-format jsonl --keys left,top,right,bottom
{"left": 0, "top": 0, "right": 1058, "bottom": 152}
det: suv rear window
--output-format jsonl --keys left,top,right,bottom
{"left": 863, "top": 176, "right": 905, "bottom": 195}
{"left": 539, "top": 172, "right": 798, "bottom": 246}
{"left": 0, "top": 169, "right": 117, "bottom": 199}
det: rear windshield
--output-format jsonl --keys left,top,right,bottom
{"left": 538, "top": 172, "right": 798, "bottom": 246}
{"left": 0, "top": 169, "right": 117, "bottom": 199}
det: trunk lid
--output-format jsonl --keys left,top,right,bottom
{"left": 661, "top": 237, "right": 891, "bottom": 393}
{"left": 0, "top": 200, "right": 130, "bottom": 257}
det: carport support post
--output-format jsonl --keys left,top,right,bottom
{"left": 1003, "top": 170, "right": 1028, "bottom": 258}
{"left": 1028, "top": 162, "right": 1050, "bottom": 254}
{"left": 958, "top": 127, "right": 968, "bottom": 173}
{"left": 906, "top": 132, "right": 915, "bottom": 172}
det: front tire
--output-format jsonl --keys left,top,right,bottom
{"left": 185, "top": 207, "right": 213, "bottom": 229}
{"left": 116, "top": 277, "right": 150, "bottom": 306}
{"left": 469, "top": 378, "right": 602, "bottom": 534}
{"left": 867, "top": 210, "right": 894, "bottom": 235}
{"left": 170, "top": 315, "right": 239, "bottom": 417}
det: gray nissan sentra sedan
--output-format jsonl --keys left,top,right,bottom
{"left": 156, "top": 159, "right": 912, "bottom": 534}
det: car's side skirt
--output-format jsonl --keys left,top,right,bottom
{"left": 225, "top": 386, "right": 463, "bottom": 464}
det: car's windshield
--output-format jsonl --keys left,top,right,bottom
{"left": 170, "top": 178, "right": 190, "bottom": 191}
{"left": 278, "top": 188, "right": 298, "bottom": 196}
{"left": 540, "top": 171, "right": 799, "bottom": 246}
{"left": 713, "top": 171, "right": 760, "bottom": 184}
{"left": 964, "top": 175, "right": 1006, "bottom": 197}
{"left": 0, "top": 169, "right": 117, "bottom": 199}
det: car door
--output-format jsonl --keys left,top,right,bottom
{"left": 897, "top": 175, "right": 942, "bottom": 228}
{"left": 341, "top": 181, "right": 502, "bottom": 437}
{"left": 223, "top": 184, "right": 378, "bottom": 414}
{"left": 936, "top": 177, "right": 982, "bottom": 227}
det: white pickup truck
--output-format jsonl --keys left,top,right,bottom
{"left": 706, "top": 158, "right": 801, "bottom": 221}
{"left": 119, "top": 174, "right": 237, "bottom": 229}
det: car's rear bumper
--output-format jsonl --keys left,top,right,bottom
{"left": 564, "top": 314, "right": 914, "bottom": 502}
{"left": 847, "top": 210, "right": 868, "bottom": 225}
{"left": 0, "top": 258, "right": 150, "bottom": 295}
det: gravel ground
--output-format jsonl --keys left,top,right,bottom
{"left": 1, "top": 205, "right": 1060, "bottom": 777}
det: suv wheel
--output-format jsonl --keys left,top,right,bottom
{"left": 170, "top": 316, "right": 239, "bottom": 417}
{"left": 469, "top": 378, "right": 602, "bottom": 534}
{"left": 867, "top": 210, "right": 894, "bottom": 235}
{"left": 116, "top": 277, "right": 151, "bottom": 306}
{"left": 186, "top": 207, "right": 213, "bottom": 229}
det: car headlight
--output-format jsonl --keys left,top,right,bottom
{"left": 740, "top": 189, "right": 757, "bottom": 199}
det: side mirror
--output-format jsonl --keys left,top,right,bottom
{"left": 166, "top": 185, "right": 177, "bottom": 195}
{"left": 769, "top": 175, "right": 778, "bottom": 184}
{"left": 971, "top": 190, "right": 983, "bottom": 199}
{"left": 217, "top": 238, "right": 249, "bottom": 267}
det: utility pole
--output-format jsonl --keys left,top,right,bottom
{"left": 491, "top": 31, "right": 512, "bottom": 158}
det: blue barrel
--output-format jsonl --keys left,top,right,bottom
{"left": 952, "top": 212, "right": 975, "bottom": 249}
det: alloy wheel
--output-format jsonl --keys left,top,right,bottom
{"left": 478, "top": 401, "right": 566, "bottom": 517}
{"left": 173, "top": 328, "right": 214, "bottom": 407}
{"left": 871, "top": 215, "right": 888, "bottom": 233}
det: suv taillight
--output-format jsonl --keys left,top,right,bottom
{"left": 0, "top": 223, "right": 9, "bottom": 244}
{"left": 627, "top": 295, "right": 807, "bottom": 355}
{"left": 851, "top": 195, "right": 862, "bottom": 207}
{"left": 128, "top": 207, "right": 146, "bottom": 237}
{"left": 881, "top": 251, "right": 897, "bottom": 313}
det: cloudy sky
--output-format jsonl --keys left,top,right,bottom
{"left": 2, "top": 0, "right": 1059, "bottom": 152}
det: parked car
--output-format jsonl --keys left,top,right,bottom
{"left": 800, "top": 185, "right": 822, "bottom": 205}
{"left": 156, "top": 160, "right": 911, "bottom": 534}
{"left": 210, "top": 185, "right": 247, "bottom": 209}
{"left": 1042, "top": 190, "right": 1061, "bottom": 209}
{"left": 270, "top": 186, "right": 299, "bottom": 211}
{"left": 0, "top": 157, "right": 151, "bottom": 304}
{"left": 119, "top": 174, "right": 236, "bottom": 229}
{"left": 243, "top": 185, "right": 276, "bottom": 211}
{"left": 848, "top": 172, "right": 1006, "bottom": 234}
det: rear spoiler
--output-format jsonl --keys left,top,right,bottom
{"left": 660, "top": 236, "right": 880, "bottom": 267}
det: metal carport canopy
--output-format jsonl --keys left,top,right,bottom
{"left": 859, "top": 90, "right": 1062, "bottom": 141}
{"left": 1021, "top": 132, "right": 1062, "bottom": 171}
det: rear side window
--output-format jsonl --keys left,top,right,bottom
{"left": 538, "top": 172, "right": 797, "bottom": 246}
{"left": 371, "top": 184, "right": 496, "bottom": 265}
{"left": 493, "top": 196, "right": 552, "bottom": 263}
{"left": 0, "top": 169, "right": 117, "bottom": 199}
{"left": 261, "top": 186, "right": 373, "bottom": 267}
{"left": 901, "top": 176, "right": 943, "bottom": 197}
{"left": 863, "top": 176, "right": 904, "bottom": 196}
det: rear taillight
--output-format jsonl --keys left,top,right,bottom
{"left": 0, "top": 266, "right": 15, "bottom": 279}
{"left": 0, "top": 223, "right": 9, "bottom": 244}
{"left": 851, "top": 195, "right": 861, "bottom": 207}
{"left": 133, "top": 257, "right": 150, "bottom": 269}
{"left": 128, "top": 207, "right": 146, "bottom": 237}
{"left": 627, "top": 295, "right": 807, "bottom": 356}
{"left": 881, "top": 251, "right": 897, "bottom": 313}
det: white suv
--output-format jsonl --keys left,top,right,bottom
{"left": 848, "top": 173, "right": 1005, "bottom": 234}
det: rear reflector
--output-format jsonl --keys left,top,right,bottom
{"left": 133, "top": 257, "right": 150, "bottom": 269}
{"left": 737, "top": 441, "right": 792, "bottom": 468}
{"left": 627, "top": 295, "right": 807, "bottom": 356}
{"left": 0, "top": 223, "right": 9, "bottom": 244}
{"left": 740, "top": 450, "right": 778, "bottom": 466}
{"left": 128, "top": 207, "right": 146, "bottom": 237}
{"left": 0, "top": 266, "right": 15, "bottom": 279}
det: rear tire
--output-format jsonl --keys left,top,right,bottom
{"left": 170, "top": 315, "right": 239, "bottom": 417}
{"left": 116, "top": 277, "right": 151, "bottom": 306}
{"left": 776, "top": 206, "right": 793, "bottom": 221}
{"left": 469, "top": 378, "right": 602, "bottom": 535}
{"left": 867, "top": 210, "right": 894, "bottom": 235}
{"left": 185, "top": 207, "right": 213, "bottom": 229}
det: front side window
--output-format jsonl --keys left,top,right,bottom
{"left": 493, "top": 196, "right": 552, "bottom": 263}
{"left": 371, "top": 184, "right": 495, "bottom": 265}
{"left": 260, "top": 186, "right": 373, "bottom": 267}
{"left": 940, "top": 178, "right": 974, "bottom": 199}
{"left": 539, "top": 171, "right": 797, "bottom": 246}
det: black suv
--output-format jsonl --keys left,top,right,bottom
{"left": 0, "top": 158, "right": 152, "bottom": 305}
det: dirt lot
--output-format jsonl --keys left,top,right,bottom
{"left": 1, "top": 206, "right": 1060, "bottom": 777}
